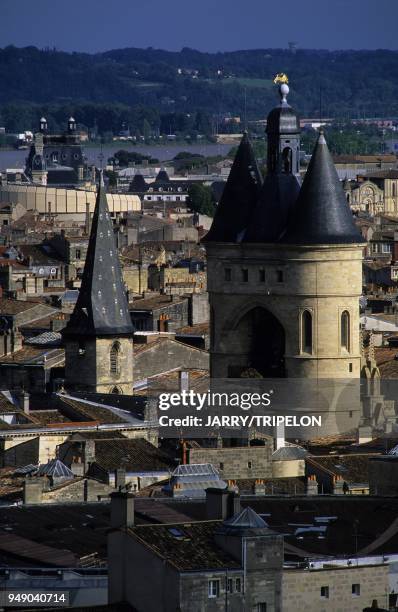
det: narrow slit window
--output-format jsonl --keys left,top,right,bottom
{"left": 341, "top": 311, "right": 350, "bottom": 351}
{"left": 302, "top": 310, "right": 313, "bottom": 354}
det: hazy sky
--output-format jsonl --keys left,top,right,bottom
{"left": 1, "top": 0, "right": 397, "bottom": 53}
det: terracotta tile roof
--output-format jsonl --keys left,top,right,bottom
{"left": 374, "top": 347, "right": 398, "bottom": 378}
{"left": 176, "top": 322, "right": 210, "bottom": 335}
{"left": 128, "top": 521, "right": 240, "bottom": 571}
{"left": 130, "top": 294, "right": 185, "bottom": 310}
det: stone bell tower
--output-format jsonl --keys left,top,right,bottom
{"left": 204, "top": 78, "right": 365, "bottom": 380}
{"left": 62, "top": 174, "right": 134, "bottom": 394}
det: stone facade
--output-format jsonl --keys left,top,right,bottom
{"left": 1, "top": 433, "right": 69, "bottom": 465}
{"left": 207, "top": 241, "right": 363, "bottom": 379}
{"left": 0, "top": 183, "right": 141, "bottom": 216}
{"left": 123, "top": 265, "right": 148, "bottom": 295}
{"left": 64, "top": 337, "right": 133, "bottom": 394}
{"left": 188, "top": 444, "right": 273, "bottom": 480}
{"left": 134, "top": 337, "right": 208, "bottom": 381}
{"left": 345, "top": 180, "right": 384, "bottom": 215}
{"left": 24, "top": 476, "right": 113, "bottom": 504}
{"left": 282, "top": 564, "right": 389, "bottom": 612}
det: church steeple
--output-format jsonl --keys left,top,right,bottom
{"left": 64, "top": 175, "right": 133, "bottom": 338}
{"left": 63, "top": 175, "right": 134, "bottom": 394}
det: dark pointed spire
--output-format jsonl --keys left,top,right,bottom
{"left": 202, "top": 132, "right": 262, "bottom": 243}
{"left": 280, "top": 132, "right": 364, "bottom": 245}
{"left": 63, "top": 174, "right": 133, "bottom": 337}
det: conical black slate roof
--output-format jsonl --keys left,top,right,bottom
{"left": 243, "top": 173, "right": 300, "bottom": 242}
{"left": 202, "top": 133, "right": 262, "bottom": 243}
{"left": 63, "top": 177, "right": 134, "bottom": 338}
{"left": 280, "top": 132, "right": 365, "bottom": 245}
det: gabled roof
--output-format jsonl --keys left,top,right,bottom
{"left": 202, "top": 133, "right": 262, "bottom": 243}
{"left": 281, "top": 132, "right": 365, "bottom": 245}
{"left": 63, "top": 176, "right": 133, "bottom": 337}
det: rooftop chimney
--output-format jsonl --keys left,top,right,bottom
{"left": 114, "top": 468, "right": 126, "bottom": 490}
{"left": 206, "top": 488, "right": 240, "bottom": 520}
{"left": 110, "top": 491, "right": 135, "bottom": 529}
{"left": 23, "top": 477, "right": 43, "bottom": 505}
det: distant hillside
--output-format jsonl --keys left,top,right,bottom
{"left": 1, "top": 45, "right": 398, "bottom": 133}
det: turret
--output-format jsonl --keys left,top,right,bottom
{"left": 62, "top": 173, "right": 134, "bottom": 393}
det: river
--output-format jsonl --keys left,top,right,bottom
{"left": 0, "top": 143, "right": 232, "bottom": 171}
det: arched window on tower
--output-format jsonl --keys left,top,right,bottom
{"left": 110, "top": 342, "right": 121, "bottom": 376}
{"left": 341, "top": 311, "right": 350, "bottom": 351}
{"left": 301, "top": 310, "right": 313, "bottom": 354}
{"left": 393, "top": 182, "right": 397, "bottom": 198}
{"left": 282, "top": 147, "right": 292, "bottom": 174}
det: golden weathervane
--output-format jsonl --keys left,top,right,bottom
{"left": 273, "top": 73, "right": 289, "bottom": 85}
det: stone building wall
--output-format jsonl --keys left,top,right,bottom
{"left": 65, "top": 337, "right": 133, "bottom": 394}
{"left": 207, "top": 242, "right": 363, "bottom": 379}
{"left": 282, "top": 564, "right": 389, "bottom": 612}
{"left": 189, "top": 445, "right": 273, "bottom": 480}
{"left": 134, "top": 338, "right": 209, "bottom": 381}
{"left": 123, "top": 266, "right": 148, "bottom": 295}
{"left": 0, "top": 184, "right": 141, "bottom": 215}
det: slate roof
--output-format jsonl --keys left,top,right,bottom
{"left": 202, "top": 133, "right": 262, "bottom": 243}
{"left": 272, "top": 445, "right": 308, "bottom": 461}
{"left": 128, "top": 521, "right": 240, "bottom": 571}
{"left": 56, "top": 396, "right": 128, "bottom": 425}
{"left": 231, "top": 477, "right": 306, "bottom": 496}
{"left": 306, "top": 454, "right": 376, "bottom": 484}
{"left": 281, "top": 132, "right": 366, "bottom": 245}
{"left": 164, "top": 463, "right": 227, "bottom": 498}
{"left": 266, "top": 103, "right": 300, "bottom": 135}
{"left": 63, "top": 176, "right": 133, "bottom": 338}
{"left": 91, "top": 438, "right": 174, "bottom": 472}
{"left": 244, "top": 173, "right": 301, "bottom": 242}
